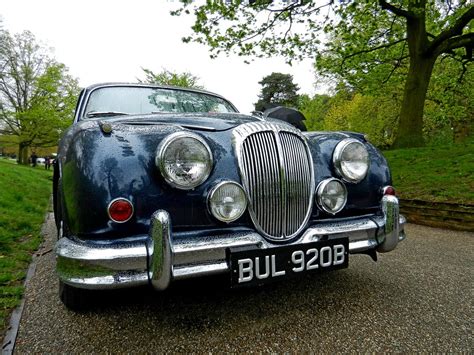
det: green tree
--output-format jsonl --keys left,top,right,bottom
{"left": 423, "top": 55, "right": 473, "bottom": 144}
{"left": 298, "top": 93, "right": 332, "bottom": 131}
{"left": 254, "top": 72, "right": 299, "bottom": 111}
{"left": 322, "top": 86, "right": 355, "bottom": 132}
{"left": 324, "top": 92, "right": 399, "bottom": 148}
{"left": 0, "top": 30, "right": 79, "bottom": 164}
{"left": 173, "top": 1, "right": 474, "bottom": 148}
{"left": 138, "top": 67, "right": 204, "bottom": 89}
{"left": 319, "top": 31, "right": 472, "bottom": 146}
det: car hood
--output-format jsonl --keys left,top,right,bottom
{"left": 83, "top": 112, "right": 260, "bottom": 132}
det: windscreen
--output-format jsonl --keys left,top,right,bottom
{"left": 84, "top": 86, "right": 237, "bottom": 118}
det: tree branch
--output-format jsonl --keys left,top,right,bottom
{"left": 457, "top": 60, "right": 470, "bottom": 83}
{"left": 300, "top": 1, "right": 334, "bottom": 17}
{"left": 264, "top": 1, "right": 307, "bottom": 13}
{"left": 427, "top": 6, "right": 474, "bottom": 55}
{"left": 283, "top": 12, "right": 293, "bottom": 41}
{"left": 341, "top": 38, "right": 407, "bottom": 68}
{"left": 0, "top": 76, "right": 21, "bottom": 111}
{"left": 0, "top": 116, "right": 20, "bottom": 136}
{"left": 379, "top": 0, "right": 414, "bottom": 19}
{"left": 447, "top": 32, "right": 474, "bottom": 50}
{"left": 383, "top": 40, "right": 409, "bottom": 84}
{"left": 237, "top": 6, "right": 289, "bottom": 44}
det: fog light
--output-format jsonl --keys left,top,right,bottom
{"left": 316, "top": 178, "right": 347, "bottom": 214}
{"left": 208, "top": 181, "right": 247, "bottom": 223}
{"left": 108, "top": 198, "right": 134, "bottom": 223}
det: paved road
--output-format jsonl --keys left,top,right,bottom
{"left": 13, "top": 214, "right": 473, "bottom": 352}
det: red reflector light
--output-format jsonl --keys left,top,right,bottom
{"left": 108, "top": 198, "right": 133, "bottom": 223}
{"left": 383, "top": 186, "right": 396, "bottom": 196}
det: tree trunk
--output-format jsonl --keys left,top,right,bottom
{"left": 392, "top": 55, "right": 436, "bottom": 148}
{"left": 18, "top": 142, "right": 29, "bottom": 165}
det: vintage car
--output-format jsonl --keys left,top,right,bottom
{"left": 54, "top": 83, "right": 406, "bottom": 309}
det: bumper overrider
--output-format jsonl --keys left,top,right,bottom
{"left": 56, "top": 195, "right": 406, "bottom": 290}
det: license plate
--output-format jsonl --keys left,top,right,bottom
{"left": 228, "top": 238, "right": 349, "bottom": 287}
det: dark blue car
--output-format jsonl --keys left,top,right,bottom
{"left": 54, "top": 83, "right": 406, "bottom": 309}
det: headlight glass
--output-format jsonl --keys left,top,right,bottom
{"left": 208, "top": 181, "right": 247, "bottom": 223}
{"left": 316, "top": 178, "right": 347, "bottom": 214}
{"left": 156, "top": 132, "right": 213, "bottom": 190}
{"left": 333, "top": 138, "right": 370, "bottom": 183}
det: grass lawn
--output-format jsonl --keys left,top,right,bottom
{"left": 0, "top": 159, "right": 53, "bottom": 338}
{"left": 383, "top": 140, "right": 474, "bottom": 204}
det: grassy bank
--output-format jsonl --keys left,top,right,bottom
{"left": 383, "top": 140, "right": 474, "bottom": 204}
{"left": 0, "top": 159, "right": 52, "bottom": 337}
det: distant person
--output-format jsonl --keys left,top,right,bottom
{"left": 31, "top": 152, "right": 38, "bottom": 167}
{"left": 45, "top": 156, "right": 51, "bottom": 170}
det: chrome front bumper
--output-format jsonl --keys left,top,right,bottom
{"left": 56, "top": 195, "right": 406, "bottom": 290}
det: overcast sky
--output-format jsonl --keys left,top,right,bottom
{"left": 1, "top": 0, "right": 324, "bottom": 114}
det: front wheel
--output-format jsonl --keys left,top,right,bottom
{"left": 59, "top": 281, "right": 91, "bottom": 311}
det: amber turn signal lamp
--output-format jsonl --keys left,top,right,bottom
{"left": 108, "top": 198, "right": 134, "bottom": 223}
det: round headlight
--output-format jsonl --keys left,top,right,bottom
{"left": 156, "top": 132, "right": 213, "bottom": 190}
{"left": 333, "top": 138, "right": 370, "bottom": 183}
{"left": 208, "top": 181, "right": 247, "bottom": 223}
{"left": 316, "top": 178, "right": 347, "bottom": 214}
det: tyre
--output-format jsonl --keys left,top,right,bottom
{"left": 53, "top": 164, "right": 60, "bottom": 232}
{"left": 59, "top": 281, "right": 91, "bottom": 311}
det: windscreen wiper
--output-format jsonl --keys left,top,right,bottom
{"left": 85, "top": 111, "right": 129, "bottom": 118}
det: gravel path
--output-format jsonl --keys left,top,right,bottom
{"left": 13, "top": 214, "right": 473, "bottom": 352}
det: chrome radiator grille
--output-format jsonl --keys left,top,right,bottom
{"left": 233, "top": 122, "right": 314, "bottom": 241}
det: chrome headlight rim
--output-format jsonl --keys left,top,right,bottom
{"left": 156, "top": 131, "right": 213, "bottom": 190}
{"left": 208, "top": 180, "right": 248, "bottom": 223}
{"left": 333, "top": 138, "right": 370, "bottom": 183}
{"left": 316, "top": 178, "right": 348, "bottom": 215}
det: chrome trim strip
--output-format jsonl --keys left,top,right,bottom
{"left": 56, "top": 238, "right": 147, "bottom": 266}
{"left": 148, "top": 210, "right": 173, "bottom": 291}
{"left": 173, "top": 262, "right": 228, "bottom": 280}
{"left": 56, "top": 237, "right": 149, "bottom": 290}
{"left": 377, "top": 195, "right": 400, "bottom": 252}
{"left": 64, "top": 273, "right": 149, "bottom": 290}
{"left": 302, "top": 216, "right": 383, "bottom": 237}
{"left": 172, "top": 232, "right": 264, "bottom": 266}
{"left": 349, "top": 239, "right": 379, "bottom": 253}
{"left": 274, "top": 127, "right": 288, "bottom": 237}
{"left": 399, "top": 214, "right": 407, "bottom": 243}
